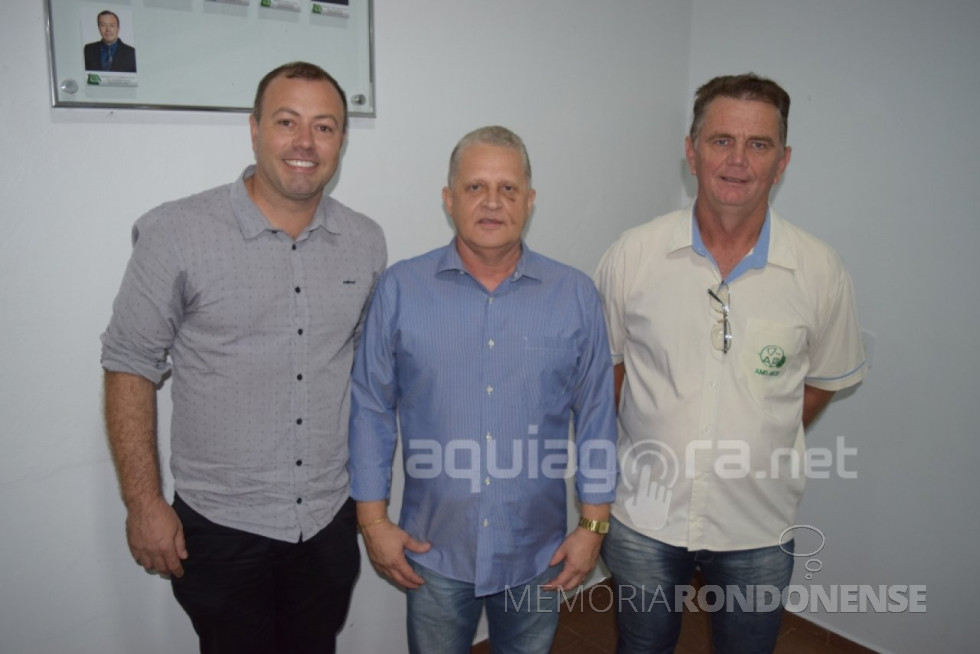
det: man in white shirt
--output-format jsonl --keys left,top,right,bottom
{"left": 594, "top": 73, "right": 867, "bottom": 654}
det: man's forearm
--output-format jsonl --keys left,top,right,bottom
{"left": 580, "top": 502, "right": 611, "bottom": 522}
{"left": 802, "top": 385, "right": 835, "bottom": 430}
{"left": 355, "top": 500, "right": 389, "bottom": 528}
{"left": 103, "top": 370, "right": 163, "bottom": 510}
{"left": 613, "top": 363, "right": 625, "bottom": 413}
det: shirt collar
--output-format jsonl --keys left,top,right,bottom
{"left": 674, "top": 203, "right": 793, "bottom": 281}
{"left": 232, "top": 165, "right": 337, "bottom": 240}
{"left": 765, "top": 209, "right": 797, "bottom": 270}
{"left": 436, "top": 238, "right": 544, "bottom": 283}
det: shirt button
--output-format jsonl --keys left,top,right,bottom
{"left": 295, "top": 287, "right": 301, "bottom": 293}
{"left": 488, "top": 297, "right": 494, "bottom": 304}
{"left": 296, "top": 498, "right": 303, "bottom": 504}
{"left": 296, "top": 418, "right": 303, "bottom": 425}
{"left": 292, "top": 244, "right": 297, "bottom": 250}
{"left": 297, "top": 374, "right": 303, "bottom": 381}
{"left": 485, "top": 432, "right": 493, "bottom": 441}
{"left": 482, "top": 519, "right": 489, "bottom": 527}
{"left": 486, "top": 385, "right": 493, "bottom": 395}
{"left": 488, "top": 339, "right": 495, "bottom": 348}
{"left": 484, "top": 477, "right": 491, "bottom": 486}
{"left": 298, "top": 328, "right": 304, "bottom": 335}
{"left": 296, "top": 459, "right": 303, "bottom": 466}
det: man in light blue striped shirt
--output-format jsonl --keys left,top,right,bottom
{"left": 350, "top": 126, "right": 618, "bottom": 654}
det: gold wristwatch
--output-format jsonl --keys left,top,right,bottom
{"left": 578, "top": 516, "right": 611, "bottom": 534}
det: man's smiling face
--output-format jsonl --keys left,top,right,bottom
{"left": 685, "top": 96, "right": 791, "bottom": 219}
{"left": 248, "top": 75, "right": 346, "bottom": 212}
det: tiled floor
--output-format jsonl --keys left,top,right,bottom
{"left": 472, "top": 579, "right": 879, "bottom": 654}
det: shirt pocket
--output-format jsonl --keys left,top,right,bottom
{"left": 520, "top": 335, "right": 579, "bottom": 411}
{"left": 738, "top": 319, "right": 807, "bottom": 402}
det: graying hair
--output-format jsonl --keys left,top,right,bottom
{"left": 447, "top": 126, "right": 532, "bottom": 187}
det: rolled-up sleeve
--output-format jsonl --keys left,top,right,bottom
{"left": 100, "top": 214, "right": 183, "bottom": 384}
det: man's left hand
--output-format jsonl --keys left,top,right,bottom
{"left": 542, "top": 528, "right": 604, "bottom": 591}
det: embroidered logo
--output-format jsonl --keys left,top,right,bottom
{"left": 755, "top": 345, "right": 786, "bottom": 377}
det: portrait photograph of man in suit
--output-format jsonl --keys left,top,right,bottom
{"left": 83, "top": 9, "right": 137, "bottom": 73}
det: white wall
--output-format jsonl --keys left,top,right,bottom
{"left": 687, "top": 1, "right": 980, "bottom": 652}
{"left": 0, "top": 1, "right": 689, "bottom": 653}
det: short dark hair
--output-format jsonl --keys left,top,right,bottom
{"left": 690, "top": 73, "right": 791, "bottom": 146}
{"left": 252, "top": 61, "right": 348, "bottom": 131}
{"left": 447, "top": 125, "right": 532, "bottom": 188}
{"left": 97, "top": 10, "right": 120, "bottom": 26}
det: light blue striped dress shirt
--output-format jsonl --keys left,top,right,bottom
{"left": 349, "top": 241, "right": 617, "bottom": 596}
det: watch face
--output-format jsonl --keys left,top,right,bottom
{"left": 580, "top": 517, "right": 610, "bottom": 534}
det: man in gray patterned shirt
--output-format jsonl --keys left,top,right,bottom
{"left": 101, "top": 62, "right": 386, "bottom": 654}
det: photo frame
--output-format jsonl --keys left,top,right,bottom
{"left": 45, "top": 0, "right": 374, "bottom": 115}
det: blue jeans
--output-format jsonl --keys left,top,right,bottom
{"left": 602, "top": 517, "right": 794, "bottom": 654}
{"left": 406, "top": 560, "right": 561, "bottom": 654}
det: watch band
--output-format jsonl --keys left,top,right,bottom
{"left": 578, "top": 516, "right": 611, "bottom": 534}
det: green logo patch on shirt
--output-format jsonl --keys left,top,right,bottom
{"left": 755, "top": 345, "right": 786, "bottom": 376}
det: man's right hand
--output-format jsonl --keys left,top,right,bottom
{"left": 126, "top": 496, "right": 188, "bottom": 578}
{"left": 360, "top": 520, "right": 431, "bottom": 590}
